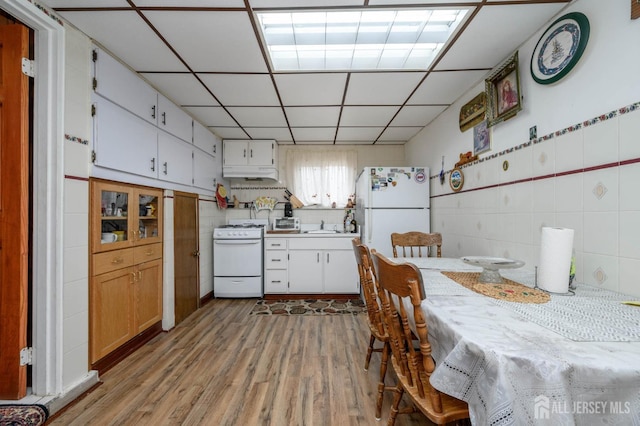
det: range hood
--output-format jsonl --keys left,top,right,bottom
{"left": 223, "top": 165, "right": 279, "bottom": 181}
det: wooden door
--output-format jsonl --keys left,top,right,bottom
{"left": 173, "top": 192, "right": 199, "bottom": 325}
{"left": 135, "top": 259, "right": 162, "bottom": 333}
{"left": 0, "top": 21, "right": 31, "bottom": 400}
{"left": 90, "top": 267, "right": 135, "bottom": 363}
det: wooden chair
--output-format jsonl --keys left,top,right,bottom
{"left": 391, "top": 232, "right": 442, "bottom": 258}
{"left": 352, "top": 238, "right": 392, "bottom": 420}
{"left": 372, "top": 251, "right": 469, "bottom": 426}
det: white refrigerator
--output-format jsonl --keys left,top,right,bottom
{"left": 355, "top": 166, "right": 430, "bottom": 258}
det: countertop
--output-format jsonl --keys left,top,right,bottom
{"left": 265, "top": 230, "right": 359, "bottom": 238}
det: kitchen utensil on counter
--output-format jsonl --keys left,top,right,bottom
{"left": 284, "top": 202, "right": 293, "bottom": 217}
{"left": 284, "top": 189, "right": 304, "bottom": 208}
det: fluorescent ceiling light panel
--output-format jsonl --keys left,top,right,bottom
{"left": 257, "top": 8, "right": 467, "bottom": 71}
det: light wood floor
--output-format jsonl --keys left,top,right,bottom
{"left": 49, "top": 298, "right": 432, "bottom": 425}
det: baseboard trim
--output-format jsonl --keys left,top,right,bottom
{"left": 46, "top": 370, "right": 100, "bottom": 417}
{"left": 262, "top": 294, "right": 360, "bottom": 300}
{"left": 90, "top": 322, "right": 163, "bottom": 375}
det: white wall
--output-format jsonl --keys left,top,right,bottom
{"left": 406, "top": 0, "right": 640, "bottom": 296}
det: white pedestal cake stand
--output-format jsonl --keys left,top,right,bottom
{"left": 461, "top": 256, "right": 525, "bottom": 283}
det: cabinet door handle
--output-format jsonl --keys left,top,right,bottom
{"left": 272, "top": 258, "right": 281, "bottom": 262}
{"left": 250, "top": 149, "right": 253, "bottom": 158}
{"left": 151, "top": 158, "right": 156, "bottom": 172}
{"left": 326, "top": 253, "right": 330, "bottom": 263}
{"left": 272, "top": 280, "right": 281, "bottom": 283}
{"left": 111, "top": 256, "right": 124, "bottom": 265}
{"left": 163, "top": 162, "right": 168, "bottom": 175}
{"left": 243, "top": 149, "right": 246, "bottom": 158}
{"left": 272, "top": 244, "right": 281, "bottom": 247}
{"left": 130, "top": 272, "right": 136, "bottom": 283}
{"left": 151, "top": 105, "right": 156, "bottom": 119}
{"left": 161, "top": 111, "right": 166, "bottom": 125}
{"left": 317, "top": 253, "right": 320, "bottom": 263}
{"left": 138, "top": 271, "right": 142, "bottom": 281}
{"left": 145, "top": 249, "right": 154, "bottom": 256}
{"left": 213, "top": 144, "right": 216, "bottom": 154}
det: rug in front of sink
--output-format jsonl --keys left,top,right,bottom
{"left": 250, "top": 298, "right": 365, "bottom": 315}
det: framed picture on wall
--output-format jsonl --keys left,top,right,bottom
{"left": 473, "top": 120, "right": 491, "bottom": 156}
{"left": 486, "top": 52, "right": 522, "bottom": 127}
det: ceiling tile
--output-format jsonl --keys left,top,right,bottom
{"left": 142, "top": 10, "right": 268, "bottom": 72}
{"left": 183, "top": 106, "right": 237, "bottom": 126}
{"left": 390, "top": 105, "right": 447, "bottom": 127}
{"left": 41, "top": 0, "right": 129, "bottom": 6}
{"left": 198, "top": 74, "right": 280, "bottom": 106}
{"left": 336, "top": 127, "right": 385, "bottom": 142}
{"left": 245, "top": 127, "right": 293, "bottom": 141}
{"left": 285, "top": 107, "right": 340, "bottom": 127}
{"left": 212, "top": 127, "right": 250, "bottom": 139}
{"left": 292, "top": 127, "right": 337, "bottom": 142}
{"left": 57, "top": 11, "right": 188, "bottom": 71}
{"left": 345, "top": 72, "right": 426, "bottom": 105}
{"left": 340, "top": 106, "right": 399, "bottom": 127}
{"left": 373, "top": 140, "right": 406, "bottom": 145}
{"left": 368, "top": 0, "right": 477, "bottom": 3}
{"left": 249, "top": 0, "right": 364, "bottom": 7}
{"left": 435, "top": 3, "right": 567, "bottom": 70}
{"left": 378, "top": 127, "right": 424, "bottom": 142}
{"left": 226, "top": 107, "right": 287, "bottom": 127}
{"left": 408, "top": 70, "right": 488, "bottom": 105}
{"left": 135, "top": 0, "right": 245, "bottom": 6}
{"left": 274, "top": 73, "right": 347, "bottom": 106}
{"left": 141, "top": 73, "right": 219, "bottom": 106}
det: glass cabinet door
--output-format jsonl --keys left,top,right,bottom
{"left": 136, "top": 189, "right": 162, "bottom": 243}
{"left": 98, "top": 184, "right": 131, "bottom": 250}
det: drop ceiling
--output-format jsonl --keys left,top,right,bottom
{"left": 41, "top": 0, "right": 571, "bottom": 145}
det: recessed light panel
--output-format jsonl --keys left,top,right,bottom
{"left": 257, "top": 8, "right": 468, "bottom": 71}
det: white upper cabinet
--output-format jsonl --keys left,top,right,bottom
{"left": 193, "top": 150, "right": 217, "bottom": 191}
{"left": 93, "top": 96, "right": 158, "bottom": 179}
{"left": 157, "top": 94, "right": 193, "bottom": 143}
{"left": 92, "top": 47, "right": 157, "bottom": 125}
{"left": 223, "top": 140, "right": 277, "bottom": 167}
{"left": 157, "top": 131, "right": 194, "bottom": 186}
{"left": 193, "top": 121, "right": 219, "bottom": 158}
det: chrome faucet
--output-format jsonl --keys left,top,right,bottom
{"left": 320, "top": 220, "right": 324, "bottom": 230}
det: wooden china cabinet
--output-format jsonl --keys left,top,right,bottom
{"left": 89, "top": 178, "right": 164, "bottom": 370}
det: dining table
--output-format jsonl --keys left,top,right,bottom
{"left": 391, "top": 257, "right": 640, "bottom": 425}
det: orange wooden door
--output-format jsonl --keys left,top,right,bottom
{"left": 173, "top": 192, "right": 199, "bottom": 325}
{"left": 0, "top": 22, "right": 31, "bottom": 400}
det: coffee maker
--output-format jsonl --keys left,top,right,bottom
{"left": 284, "top": 202, "right": 293, "bottom": 217}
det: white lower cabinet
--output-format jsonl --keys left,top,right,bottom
{"left": 264, "top": 236, "right": 359, "bottom": 294}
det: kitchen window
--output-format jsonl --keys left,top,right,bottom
{"left": 285, "top": 150, "right": 357, "bottom": 208}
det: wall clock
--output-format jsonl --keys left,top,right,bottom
{"left": 530, "top": 12, "right": 590, "bottom": 85}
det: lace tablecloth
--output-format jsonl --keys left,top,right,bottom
{"left": 395, "top": 259, "right": 640, "bottom": 425}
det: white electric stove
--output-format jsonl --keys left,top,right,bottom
{"left": 213, "top": 219, "right": 268, "bottom": 298}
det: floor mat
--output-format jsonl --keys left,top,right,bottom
{"left": 0, "top": 404, "right": 49, "bottom": 426}
{"left": 250, "top": 298, "right": 365, "bottom": 315}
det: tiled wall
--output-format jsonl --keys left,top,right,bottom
{"left": 62, "top": 27, "right": 92, "bottom": 388}
{"left": 430, "top": 103, "right": 640, "bottom": 297}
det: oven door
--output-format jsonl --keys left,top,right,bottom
{"left": 214, "top": 238, "right": 262, "bottom": 277}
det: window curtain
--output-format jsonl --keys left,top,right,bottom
{"left": 285, "top": 150, "right": 357, "bottom": 208}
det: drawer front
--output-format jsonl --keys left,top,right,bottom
{"left": 289, "top": 237, "right": 354, "bottom": 250}
{"left": 265, "top": 250, "right": 287, "bottom": 269}
{"left": 134, "top": 243, "right": 163, "bottom": 263}
{"left": 265, "top": 238, "right": 287, "bottom": 250}
{"left": 265, "top": 270, "right": 288, "bottom": 293}
{"left": 93, "top": 248, "right": 135, "bottom": 275}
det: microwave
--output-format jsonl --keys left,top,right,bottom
{"left": 273, "top": 217, "right": 300, "bottom": 231}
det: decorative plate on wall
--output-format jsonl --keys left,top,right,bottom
{"left": 449, "top": 167, "right": 464, "bottom": 192}
{"left": 530, "top": 12, "right": 590, "bottom": 85}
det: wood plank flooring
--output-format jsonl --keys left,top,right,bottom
{"left": 49, "top": 298, "right": 432, "bottom": 425}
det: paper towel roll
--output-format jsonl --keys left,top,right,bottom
{"left": 538, "top": 227, "right": 574, "bottom": 293}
